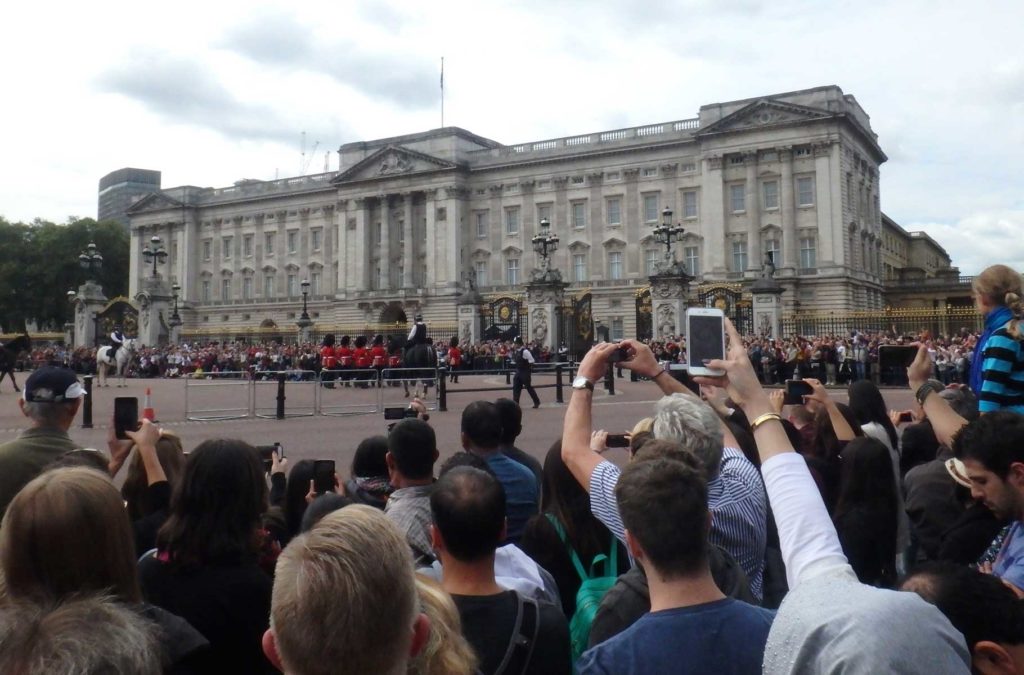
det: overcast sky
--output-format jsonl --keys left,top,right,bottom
{"left": 2, "top": 0, "right": 1021, "bottom": 274}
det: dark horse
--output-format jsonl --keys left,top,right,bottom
{"left": 0, "top": 334, "right": 31, "bottom": 393}
{"left": 387, "top": 334, "right": 437, "bottom": 398}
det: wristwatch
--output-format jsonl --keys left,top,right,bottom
{"left": 915, "top": 381, "right": 943, "bottom": 406}
{"left": 572, "top": 376, "right": 595, "bottom": 391}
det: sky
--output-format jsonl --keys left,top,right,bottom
{"left": 1, "top": 0, "right": 1021, "bottom": 274}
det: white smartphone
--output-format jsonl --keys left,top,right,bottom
{"left": 686, "top": 308, "right": 726, "bottom": 377}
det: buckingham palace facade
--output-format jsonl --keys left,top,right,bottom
{"left": 126, "top": 84, "right": 890, "bottom": 340}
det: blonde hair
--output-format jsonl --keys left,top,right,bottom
{"left": 408, "top": 575, "right": 478, "bottom": 675}
{"left": 973, "top": 264, "right": 1024, "bottom": 339}
{"left": 631, "top": 417, "right": 655, "bottom": 437}
{"left": 271, "top": 504, "right": 418, "bottom": 675}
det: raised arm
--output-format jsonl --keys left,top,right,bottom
{"left": 618, "top": 339, "right": 691, "bottom": 397}
{"left": 908, "top": 345, "right": 968, "bottom": 448}
{"left": 561, "top": 342, "right": 620, "bottom": 492}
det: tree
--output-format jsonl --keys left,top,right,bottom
{"left": 0, "top": 216, "right": 129, "bottom": 333}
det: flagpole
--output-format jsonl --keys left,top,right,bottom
{"left": 440, "top": 56, "right": 445, "bottom": 128}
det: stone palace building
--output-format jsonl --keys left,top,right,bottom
{"left": 124, "top": 84, "right": 956, "bottom": 342}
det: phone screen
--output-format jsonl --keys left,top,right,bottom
{"left": 606, "top": 433, "right": 630, "bottom": 448}
{"left": 313, "top": 460, "right": 336, "bottom": 494}
{"left": 879, "top": 346, "right": 919, "bottom": 369}
{"left": 384, "top": 407, "right": 407, "bottom": 420}
{"left": 784, "top": 380, "right": 813, "bottom": 405}
{"left": 688, "top": 315, "right": 725, "bottom": 369}
{"left": 114, "top": 397, "right": 139, "bottom": 440}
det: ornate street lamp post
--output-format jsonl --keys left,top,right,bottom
{"left": 653, "top": 206, "right": 686, "bottom": 272}
{"left": 78, "top": 242, "right": 103, "bottom": 282}
{"left": 531, "top": 217, "right": 561, "bottom": 281}
{"left": 297, "top": 279, "right": 312, "bottom": 328}
{"left": 141, "top": 235, "right": 168, "bottom": 277}
{"left": 169, "top": 283, "right": 182, "bottom": 328}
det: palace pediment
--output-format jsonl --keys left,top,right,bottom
{"left": 697, "top": 99, "right": 833, "bottom": 136}
{"left": 332, "top": 145, "right": 459, "bottom": 184}
{"left": 126, "top": 191, "right": 184, "bottom": 214}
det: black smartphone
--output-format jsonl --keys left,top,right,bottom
{"left": 898, "top": 411, "right": 914, "bottom": 424}
{"left": 384, "top": 407, "right": 408, "bottom": 420}
{"left": 668, "top": 364, "right": 701, "bottom": 395}
{"left": 879, "top": 345, "right": 919, "bottom": 369}
{"left": 313, "top": 459, "right": 336, "bottom": 494}
{"left": 784, "top": 380, "right": 813, "bottom": 406}
{"left": 606, "top": 433, "right": 630, "bottom": 448}
{"left": 608, "top": 344, "right": 632, "bottom": 364}
{"left": 114, "top": 397, "right": 139, "bottom": 440}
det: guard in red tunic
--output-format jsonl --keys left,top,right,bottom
{"left": 448, "top": 335, "right": 462, "bottom": 383}
{"left": 320, "top": 334, "right": 337, "bottom": 388}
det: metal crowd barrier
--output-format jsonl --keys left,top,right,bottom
{"left": 317, "top": 368, "right": 382, "bottom": 416}
{"left": 185, "top": 371, "right": 254, "bottom": 421}
{"left": 253, "top": 370, "right": 318, "bottom": 419}
{"left": 436, "top": 363, "right": 575, "bottom": 411}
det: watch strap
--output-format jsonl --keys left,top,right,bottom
{"left": 915, "top": 382, "right": 941, "bottom": 406}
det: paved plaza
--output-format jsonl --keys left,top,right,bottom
{"left": 0, "top": 371, "right": 916, "bottom": 474}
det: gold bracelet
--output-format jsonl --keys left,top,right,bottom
{"left": 750, "top": 412, "right": 783, "bottom": 432}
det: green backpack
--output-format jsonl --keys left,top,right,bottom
{"left": 546, "top": 514, "right": 619, "bottom": 660}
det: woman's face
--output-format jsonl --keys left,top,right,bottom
{"left": 975, "top": 291, "right": 993, "bottom": 314}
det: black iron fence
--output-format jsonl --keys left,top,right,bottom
{"left": 780, "top": 307, "right": 983, "bottom": 339}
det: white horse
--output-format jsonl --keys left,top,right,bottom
{"left": 96, "top": 339, "right": 137, "bottom": 388}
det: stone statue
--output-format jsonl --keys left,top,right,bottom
{"left": 657, "top": 304, "right": 676, "bottom": 338}
{"left": 761, "top": 254, "right": 776, "bottom": 279}
{"left": 532, "top": 307, "right": 549, "bottom": 344}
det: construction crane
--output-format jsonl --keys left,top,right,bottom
{"left": 300, "top": 131, "right": 320, "bottom": 175}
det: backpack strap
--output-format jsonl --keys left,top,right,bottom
{"left": 545, "top": 513, "right": 589, "bottom": 581}
{"left": 495, "top": 593, "right": 540, "bottom": 675}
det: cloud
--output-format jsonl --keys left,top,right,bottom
{"left": 905, "top": 210, "right": 1024, "bottom": 275}
{"left": 95, "top": 50, "right": 299, "bottom": 144}
{"left": 219, "top": 12, "right": 438, "bottom": 109}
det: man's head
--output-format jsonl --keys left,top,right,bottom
{"left": 616, "top": 457, "right": 709, "bottom": 579}
{"left": 901, "top": 562, "right": 1024, "bottom": 675}
{"left": 494, "top": 398, "right": 522, "bottom": 446}
{"left": 953, "top": 412, "right": 1024, "bottom": 520}
{"left": 0, "top": 595, "right": 162, "bottom": 675}
{"left": 18, "top": 367, "right": 85, "bottom": 431}
{"left": 386, "top": 419, "right": 438, "bottom": 484}
{"left": 430, "top": 467, "right": 506, "bottom": 563}
{"left": 652, "top": 394, "right": 724, "bottom": 478}
{"left": 265, "top": 505, "right": 429, "bottom": 675}
{"left": 460, "top": 401, "right": 502, "bottom": 452}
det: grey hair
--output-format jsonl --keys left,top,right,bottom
{"left": 22, "top": 401, "right": 78, "bottom": 428}
{"left": 652, "top": 394, "right": 724, "bottom": 479}
{"left": 0, "top": 595, "right": 163, "bottom": 675}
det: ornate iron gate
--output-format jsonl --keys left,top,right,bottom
{"left": 479, "top": 297, "right": 527, "bottom": 341}
{"left": 95, "top": 298, "right": 140, "bottom": 343}
{"left": 557, "top": 292, "right": 594, "bottom": 360}
{"left": 635, "top": 288, "right": 653, "bottom": 341}
{"left": 696, "top": 285, "right": 753, "bottom": 335}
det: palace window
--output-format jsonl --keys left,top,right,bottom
{"left": 683, "top": 191, "right": 698, "bottom": 219}
{"left": 202, "top": 240, "right": 211, "bottom": 261}
{"left": 762, "top": 181, "right": 779, "bottom": 210}
{"left": 764, "top": 238, "right": 780, "bottom": 265}
{"left": 287, "top": 274, "right": 298, "bottom": 297}
{"left": 606, "top": 198, "right": 621, "bottom": 226}
{"left": 311, "top": 229, "right": 322, "bottom": 251}
{"left": 201, "top": 280, "right": 211, "bottom": 302}
{"left": 572, "top": 201, "right": 586, "bottom": 229}
{"left": 221, "top": 278, "right": 231, "bottom": 300}
{"left": 611, "top": 318, "right": 624, "bottom": 340}
{"left": 311, "top": 272, "right": 321, "bottom": 295}
{"left": 537, "top": 204, "right": 552, "bottom": 225}
{"left": 243, "top": 277, "right": 253, "bottom": 300}
{"left": 264, "top": 233, "right": 275, "bottom": 255}
{"left": 608, "top": 251, "right": 623, "bottom": 280}
{"left": 243, "top": 234, "right": 253, "bottom": 257}
{"left": 645, "top": 249, "right": 660, "bottom": 275}
{"left": 287, "top": 231, "right": 298, "bottom": 254}
{"left": 222, "top": 237, "right": 232, "bottom": 260}
{"left": 798, "top": 177, "right": 815, "bottom": 206}
{"left": 732, "top": 240, "right": 747, "bottom": 272}
{"left": 476, "top": 211, "right": 489, "bottom": 239}
{"left": 684, "top": 246, "right": 700, "bottom": 276}
{"left": 800, "top": 236, "right": 817, "bottom": 269}
{"left": 573, "top": 254, "right": 587, "bottom": 282}
{"left": 505, "top": 207, "right": 520, "bottom": 235}
{"left": 264, "top": 274, "right": 275, "bottom": 297}
{"left": 643, "top": 194, "right": 659, "bottom": 222}
{"left": 475, "top": 260, "right": 489, "bottom": 287}
{"left": 506, "top": 258, "right": 520, "bottom": 285}
{"left": 730, "top": 184, "right": 746, "bottom": 213}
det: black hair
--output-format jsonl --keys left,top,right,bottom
{"left": 953, "top": 412, "right": 1024, "bottom": 479}
{"left": 283, "top": 459, "right": 316, "bottom": 539}
{"left": 461, "top": 401, "right": 502, "bottom": 450}
{"left": 430, "top": 467, "right": 506, "bottom": 562}
{"left": 834, "top": 437, "right": 898, "bottom": 583}
{"left": 351, "top": 436, "right": 389, "bottom": 478}
{"left": 615, "top": 458, "right": 708, "bottom": 577}
{"left": 901, "top": 561, "right": 1024, "bottom": 648}
{"left": 340, "top": 335, "right": 351, "bottom": 347}
{"left": 355, "top": 335, "right": 367, "bottom": 349}
{"left": 494, "top": 398, "right": 522, "bottom": 445}
{"left": 438, "top": 451, "right": 493, "bottom": 477}
{"left": 848, "top": 380, "right": 898, "bottom": 449}
{"left": 387, "top": 419, "right": 437, "bottom": 480}
{"left": 449, "top": 336, "right": 459, "bottom": 349}
{"left": 539, "top": 440, "right": 613, "bottom": 561}
{"left": 299, "top": 494, "right": 353, "bottom": 533}
{"left": 157, "top": 439, "right": 268, "bottom": 567}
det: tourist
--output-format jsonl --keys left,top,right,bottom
{"left": 970, "top": 265, "right": 1024, "bottom": 414}
{"left": 385, "top": 418, "right": 439, "bottom": 565}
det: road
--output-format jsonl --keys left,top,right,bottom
{"left": 0, "top": 371, "right": 917, "bottom": 474}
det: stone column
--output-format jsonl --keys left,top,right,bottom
{"left": 745, "top": 153, "right": 761, "bottom": 272}
{"left": 128, "top": 227, "right": 143, "bottom": 299}
{"left": 72, "top": 281, "right": 108, "bottom": 349}
{"left": 526, "top": 280, "right": 567, "bottom": 350}
{"left": 402, "top": 193, "right": 414, "bottom": 288}
{"left": 379, "top": 194, "right": 391, "bottom": 291}
{"left": 135, "top": 276, "right": 173, "bottom": 347}
{"left": 702, "top": 156, "right": 727, "bottom": 275}
{"left": 780, "top": 147, "right": 796, "bottom": 270}
{"left": 457, "top": 288, "right": 482, "bottom": 346}
{"left": 424, "top": 189, "right": 438, "bottom": 289}
{"left": 353, "top": 197, "right": 371, "bottom": 291}
{"left": 751, "top": 276, "right": 785, "bottom": 340}
{"left": 649, "top": 270, "right": 692, "bottom": 338}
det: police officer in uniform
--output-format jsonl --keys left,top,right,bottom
{"left": 512, "top": 336, "right": 541, "bottom": 409}
{"left": 109, "top": 325, "right": 125, "bottom": 359}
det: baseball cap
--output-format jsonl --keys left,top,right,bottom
{"left": 23, "top": 367, "right": 87, "bottom": 403}
{"left": 944, "top": 458, "right": 972, "bottom": 489}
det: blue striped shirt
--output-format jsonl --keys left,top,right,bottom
{"left": 980, "top": 327, "right": 1024, "bottom": 414}
{"left": 589, "top": 447, "right": 768, "bottom": 600}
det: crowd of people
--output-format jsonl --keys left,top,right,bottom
{"left": 0, "top": 262, "right": 1022, "bottom": 673}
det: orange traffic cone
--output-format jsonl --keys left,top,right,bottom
{"left": 142, "top": 387, "right": 156, "bottom": 422}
